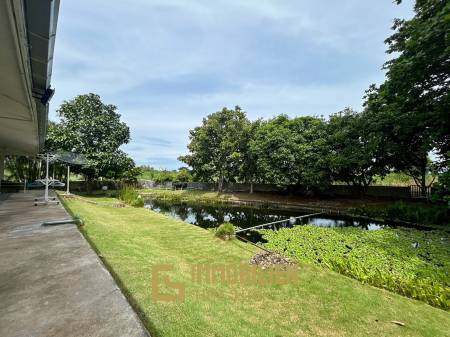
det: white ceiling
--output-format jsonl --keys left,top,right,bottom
{"left": 0, "top": 0, "right": 39, "bottom": 155}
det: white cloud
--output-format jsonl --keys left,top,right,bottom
{"left": 50, "top": 0, "right": 414, "bottom": 169}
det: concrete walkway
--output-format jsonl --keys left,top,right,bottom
{"left": 0, "top": 191, "right": 149, "bottom": 337}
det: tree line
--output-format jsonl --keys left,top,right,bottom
{"left": 180, "top": 0, "right": 449, "bottom": 196}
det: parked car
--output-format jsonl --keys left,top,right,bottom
{"left": 49, "top": 179, "right": 65, "bottom": 188}
{"left": 26, "top": 180, "right": 45, "bottom": 189}
{"left": 26, "top": 179, "right": 65, "bottom": 189}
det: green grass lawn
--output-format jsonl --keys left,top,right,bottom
{"left": 61, "top": 195, "right": 450, "bottom": 337}
{"left": 372, "top": 172, "right": 436, "bottom": 187}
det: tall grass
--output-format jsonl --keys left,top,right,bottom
{"left": 119, "top": 185, "right": 144, "bottom": 207}
{"left": 139, "top": 189, "right": 231, "bottom": 205}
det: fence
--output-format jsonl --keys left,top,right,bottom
{"left": 175, "top": 181, "right": 428, "bottom": 200}
{"left": 139, "top": 180, "right": 173, "bottom": 189}
{"left": 5, "top": 178, "right": 428, "bottom": 200}
{"left": 409, "top": 185, "right": 431, "bottom": 199}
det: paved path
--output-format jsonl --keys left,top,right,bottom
{"left": 0, "top": 191, "right": 149, "bottom": 337}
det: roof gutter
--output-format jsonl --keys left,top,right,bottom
{"left": 24, "top": 0, "right": 60, "bottom": 151}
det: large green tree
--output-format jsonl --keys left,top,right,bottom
{"left": 238, "top": 119, "right": 262, "bottom": 193}
{"left": 364, "top": 0, "right": 449, "bottom": 195}
{"left": 46, "top": 94, "right": 136, "bottom": 184}
{"left": 326, "top": 108, "right": 389, "bottom": 191}
{"left": 250, "top": 115, "right": 331, "bottom": 191}
{"left": 179, "top": 106, "right": 250, "bottom": 192}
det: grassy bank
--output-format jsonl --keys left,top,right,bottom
{"left": 138, "top": 188, "right": 233, "bottom": 205}
{"left": 261, "top": 226, "right": 450, "bottom": 310}
{"left": 60, "top": 194, "right": 450, "bottom": 337}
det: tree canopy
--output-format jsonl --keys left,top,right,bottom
{"left": 363, "top": 0, "right": 449, "bottom": 195}
{"left": 326, "top": 108, "right": 389, "bottom": 190}
{"left": 178, "top": 106, "right": 250, "bottom": 191}
{"left": 250, "top": 115, "right": 331, "bottom": 191}
{"left": 46, "top": 93, "right": 137, "bottom": 182}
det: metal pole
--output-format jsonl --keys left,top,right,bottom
{"left": 45, "top": 153, "right": 49, "bottom": 202}
{"left": 66, "top": 165, "right": 70, "bottom": 194}
{"left": 235, "top": 212, "right": 324, "bottom": 234}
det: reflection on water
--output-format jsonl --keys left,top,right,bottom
{"left": 144, "top": 199, "right": 385, "bottom": 233}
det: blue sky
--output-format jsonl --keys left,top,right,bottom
{"left": 50, "top": 0, "right": 414, "bottom": 169}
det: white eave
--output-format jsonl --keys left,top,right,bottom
{"left": 0, "top": 0, "right": 59, "bottom": 156}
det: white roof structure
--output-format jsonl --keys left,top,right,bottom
{"left": 0, "top": 0, "right": 60, "bottom": 155}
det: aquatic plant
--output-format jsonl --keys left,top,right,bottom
{"left": 261, "top": 225, "right": 450, "bottom": 310}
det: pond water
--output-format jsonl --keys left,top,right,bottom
{"left": 144, "top": 199, "right": 387, "bottom": 241}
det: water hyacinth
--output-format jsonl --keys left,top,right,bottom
{"left": 260, "top": 225, "right": 450, "bottom": 310}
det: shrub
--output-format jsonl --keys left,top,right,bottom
{"left": 433, "top": 170, "right": 450, "bottom": 202}
{"left": 119, "top": 185, "right": 144, "bottom": 207}
{"left": 215, "top": 223, "right": 236, "bottom": 240}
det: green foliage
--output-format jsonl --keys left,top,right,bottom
{"left": 261, "top": 225, "right": 450, "bottom": 310}
{"left": 140, "top": 189, "right": 231, "bottom": 205}
{"left": 119, "top": 185, "right": 144, "bottom": 207}
{"left": 433, "top": 168, "right": 450, "bottom": 202}
{"left": 236, "top": 120, "right": 261, "bottom": 191}
{"left": 214, "top": 223, "right": 236, "bottom": 240}
{"left": 351, "top": 201, "right": 449, "bottom": 227}
{"left": 46, "top": 93, "right": 136, "bottom": 181}
{"left": 372, "top": 172, "right": 435, "bottom": 186}
{"left": 178, "top": 106, "right": 251, "bottom": 191}
{"left": 139, "top": 166, "right": 178, "bottom": 182}
{"left": 250, "top": 115, "right": 331, "bottom": 191}
{"left": 4, "top": 155, "right": 43, "bottom": 181}
{"left": 326, "top": 108, "right": 389, "bottom": 189}
{"left": 139, "top": 166, "right": 193, "bottom": 183}
{"left": 363, "top": 1, "right": 450, "bottom": 194}
{"left": 176, "top": 1, "right": 448, "bottom": 196}
{"left": 176, "top": 168, "right": 192, "bottom": 182}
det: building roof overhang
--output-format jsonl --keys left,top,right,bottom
{"left": 0, "top": 0, "right": 60, "bottom": 156}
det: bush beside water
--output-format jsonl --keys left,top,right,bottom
{"left": 140, "top": 189, "right": 231, "bottom": 205}
{"left": 215, "top": 223, "right": 236, "bottom": 240}
{"left": 119, "top": 186, "right": 144, "bottom": 207}
{"left": 261, "top": 225, "right": 450, "bottom": 310}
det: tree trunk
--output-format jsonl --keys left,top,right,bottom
{"left": 420, "top": 162, "right": 427, "bottom": 198}
{"left": 250, "top": 181, "right": 254, "bottom": 194}
{"left": 86, "top": 176, "right": 93, "bottom": 194}
{"left": 218, "top": 174, "right": 224, "bottom": 193}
